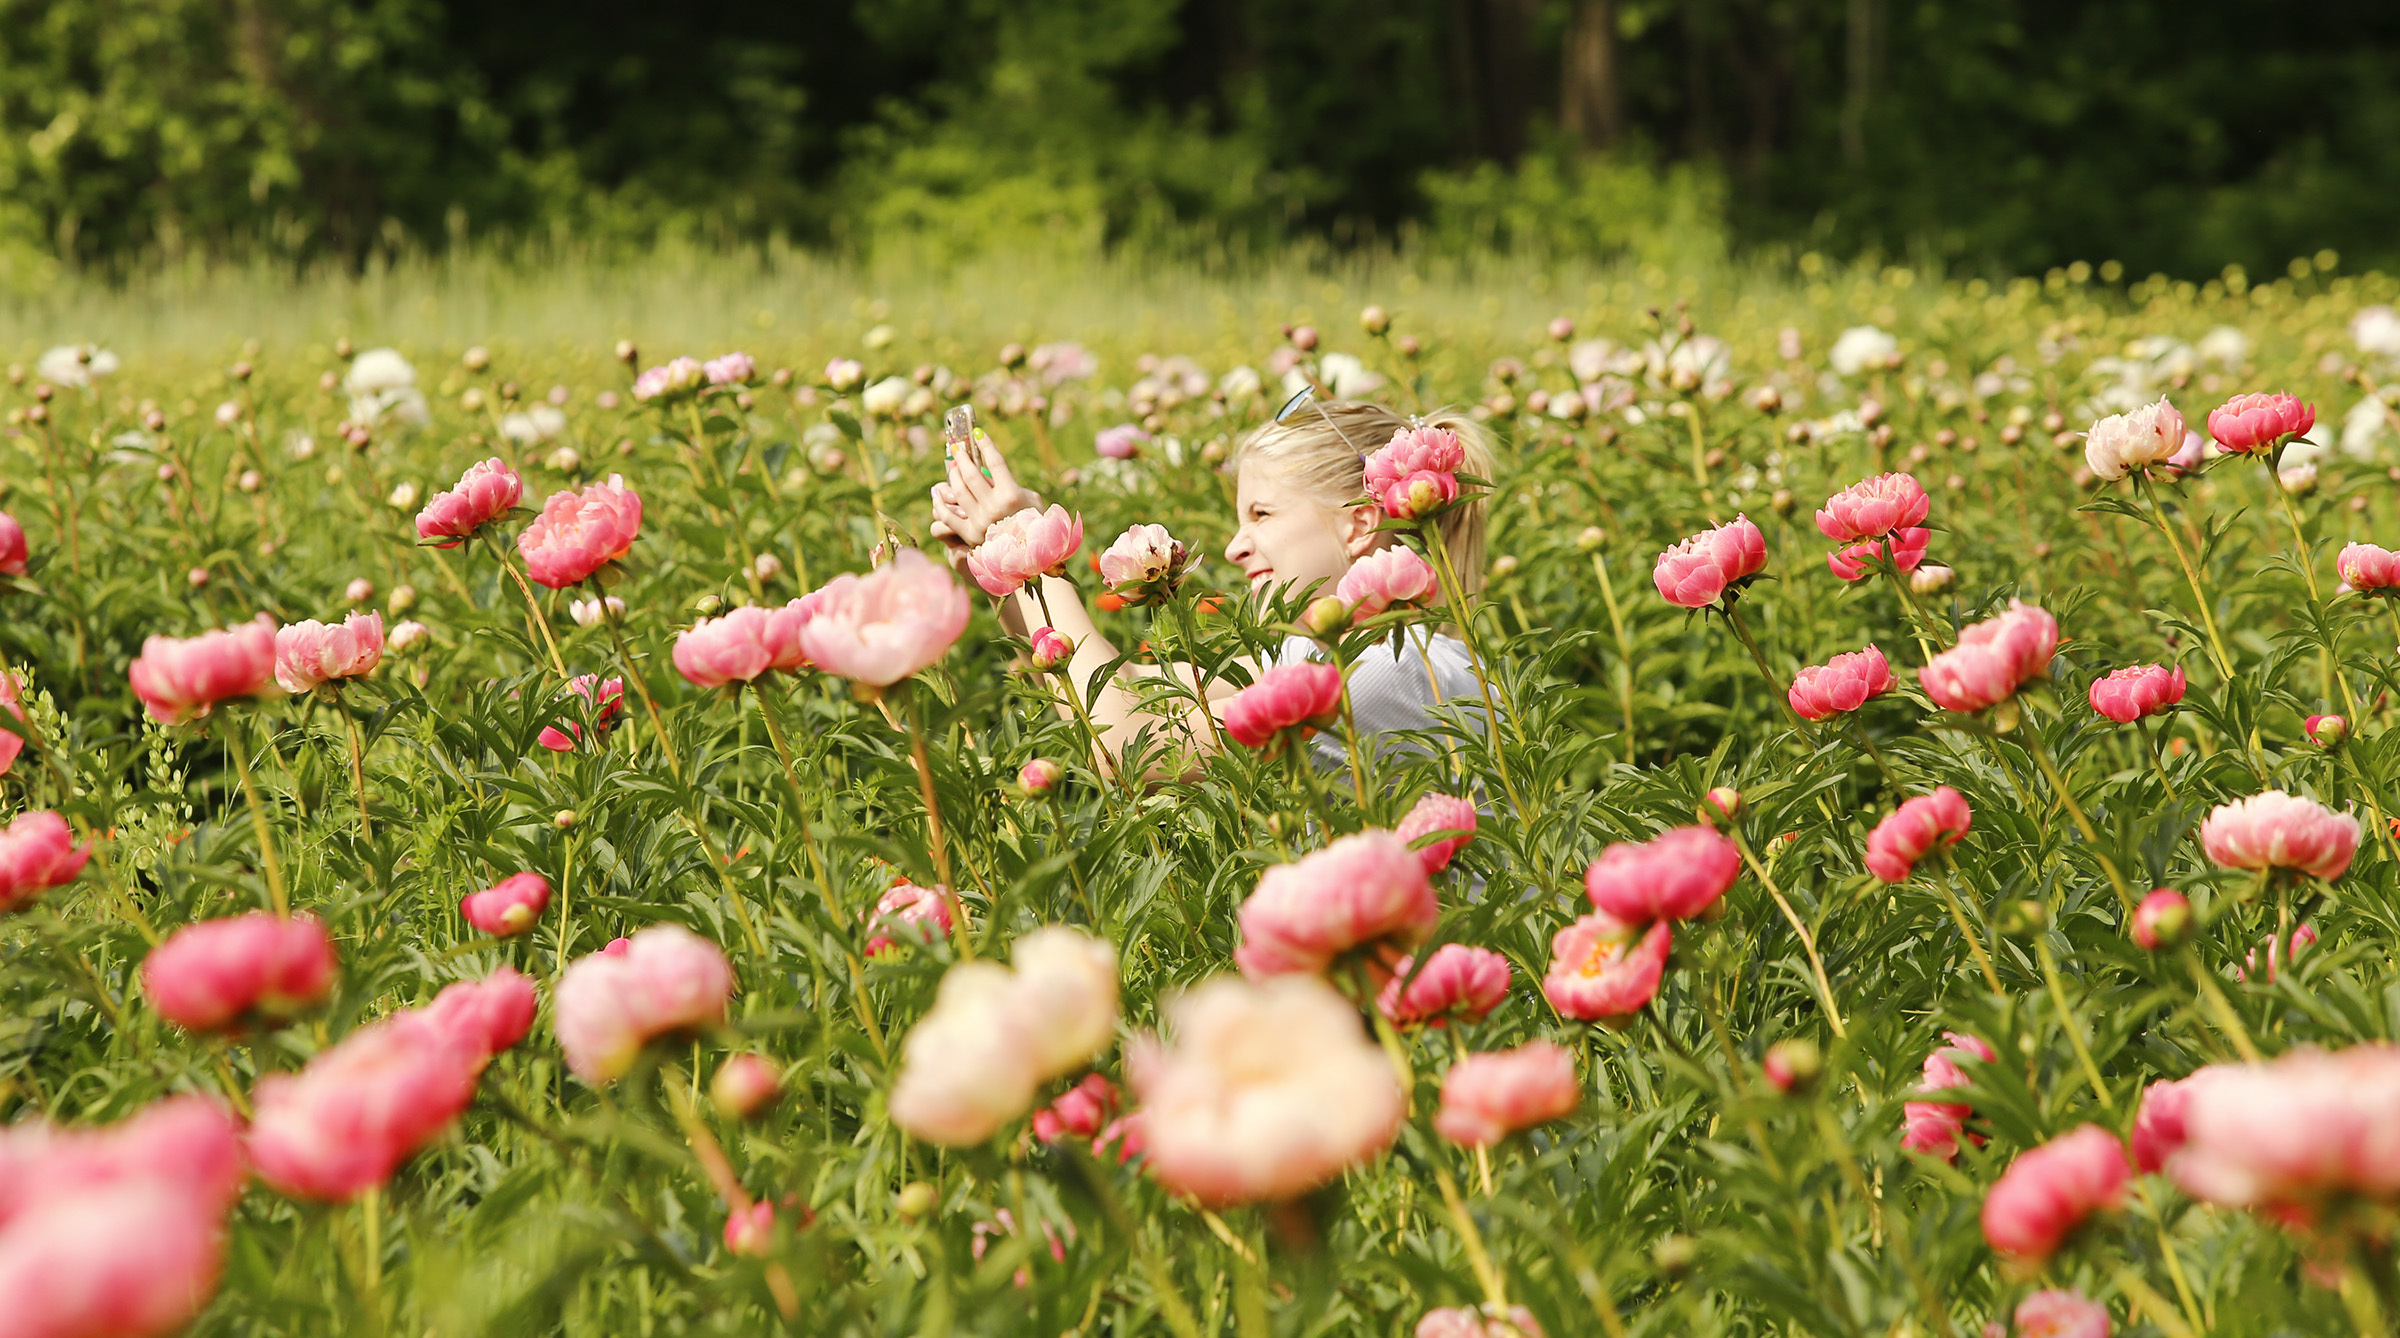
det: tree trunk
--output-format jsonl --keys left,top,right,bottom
{"left": 1482, "top": 0, "right": 1535, "bottom": 162}
{"left": 1561, "top": 0, "right": 1624, "bottom": 149}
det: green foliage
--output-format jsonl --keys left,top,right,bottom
{"left": 1418, "top": 142, "right": 1727, "bottom": 268}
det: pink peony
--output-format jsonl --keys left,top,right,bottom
{"left": 1826, "top": 527, "right": 1929, "bottom": 582}
{"left": 2087, "top": 663, "right": 2186, "bottom": 723}
{"left": 1223, "top": 661, "right": 1345, "bottom": 749}
{"left": 274, "top": 611, "right": 384, "bottom": 692}
{"left": 1583, "top": 824, "right": 1740, "bottom": 923}
{"left": 1377, "top": 944, "right": 1511, "bottom": 1026}
{"left": 2014, "top": 1290, "right": 2111, "bottom": 1338}
{"left": 1234, "top": 830, "right": 1438, "bottom": 978}
{"left": 552, "top": 925, "right": 736, "bottom": 1084}
{"left": 2199, "top": 790, "right": 2361, "bottom": 880}
{"left": 0, "top": 811, "right": 90, "bottom": 914}
{"left": 461, "top": 872, "right": 551, "bottom": 937}
{"left": 140, "top": 912, "right": 337, "bottom": 1032}
{"left": 1395, "top": 792, "right": 1478, "bottom": 873}
{"left": 797, "top": 548, "right": 972, "bottom": 689}
{"left": 1008, "top": 927, "right": 1120, "bottom": 1080}
{"left": 248, "top": 1012, "right": 482, "bottom": 1200}
{"left": 2242, "top": 923, "right": 2318, "bottom": 983}
{"left": 2083, "top": 399, "right": 2187, "bottom": 481}
{"left": 1032, "top": 1074, "right": 1119, "bottom": 1143}
{"left": 1383, "top": 470, "right": 1459, "bottom": 520}
{"left": 1788, "top": 645, "right": 1896, "bottom": 719}
{"left": 2336, "top": 542, "right": 2400, "bottom": 594}
{"left": 1900, "top": 1032, "right": 1995, "bottom": 1162}
{"left": 517, "top": 475, "right": 643, "bottom": 588}
{"left": 703, "top": 351, "right": 756, "bottom": 386}
{"left": 1864, "top": 787, "right": 1973, "bottom": 882}
{"left": 1981, "top": 1125, "right": 2132, "bottom": 1262}
{"left": 420, "top": 969, "right": 539, "bottom": 1056}
{"left": 1127, "top": 974, "right": 1403, "bottom": 1205}
{"left": 864, "top": 882, "right": 953, "bottom": 957}
{"left": 2164, "top": 1045, "right": 2400, "bottom": 1217}
{"left": 536, "top": 674, "right": 625, "bottom": 752}
{"left": 2131, "top": 1077, "right": 2189, "bottom": 1174}
{"left": 1816, "top": 472, "right": 1930, "bottom": 542}
{"left": 722, "top": 1202, "right": 774, "bottom": 1257}
{"left": 415, "top": 457, "right": 524, "bottom": 547}
{"left": 1337, "top": 547, "right": 1440, "bottom": 621}
{"left": 1415, "top": 1305, "right": 1547, "bottom": 1338}
{"left": 1654, "top": 516, "right": 1768, "bottom": 608}
{"left": 673, "top": 598, "right": 818, "bottom": 687}
{"left": 1362, "top": 426, "right": 1467, "bottom": 503}
{"left": 1543, "top": 912, "right": 1672, "bottom": 1020}
{"left": 0, "top": 510, "right": 26, "bottom": 576}
{"left": 1095, "top": 523, "right": 1188, "bottom": 599}
{"left": 711, "top": 1054, "right": 783, "bottom": 1120}
{"left": 1918, "top": 600, "right": 2059, "bottom": 712}
{"left": 1094, "top": 424, "right": 1148, "bottom": 459}
{"left": 0, "top": 670, "right": 24, "bottom": 778}
{"left": 128, "top": 613, "right": 281, "bottom": 724}
{"left": 1028, "top": 625, "right": 1075, "bottom": 671}
{"left": 966, "top": 505, "right": 1084, "bottom": 597}
{"left": 631, "top": 357, "right": 704, "bottom": 402}
{"left": 2306, "top": 713, "right": 2348, "bottom": 747}
{"left": 1433, "top": 1041, "right": 1580, "bottom": 1146}
{"left": 2206, "top": 391, "right": 2315, "bottom": 453}
{"left": 2129, "top": 888, "right": 2192, "bottom": 951}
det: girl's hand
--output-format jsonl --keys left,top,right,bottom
{"left": 943, "top": 434, "right": 1043, "bottom": 542}
{"left": 929, "top": 483, "right": 977, "bottom": 573}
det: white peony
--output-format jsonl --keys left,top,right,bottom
{"left": 1828, "top": 326, "right": 1898, "bottom": 377}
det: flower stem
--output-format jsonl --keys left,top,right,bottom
{"left": 2133, "top": 715, "right": 2180, "bottom": 801}
{"left": 1169, "top": 597, "right": 1231, "bottom": 757}
{"left": 2035, "top": 936, "right": 2114, "bottom": 1109}
{"left": 1424, "top": 528, "right": 1529, "bottom": 761}
{"left": 1728, "top": 828, "right": 1846, "bottom": 1037}
{"left": 596, "top": 592, "right": 679, "bottom": 783}
{"left": 555, "top": 828, "right": 574, "bottom": 981}
{"left": 2136, "top": 473, "right": 2235, "bottom": 681}
{"left": 1433, "top": 1161, "right": 1510, "bottom": 1311}
{"left": 2016, "top": 722, "right": 2136, "bottom": 914}
{"left": 337, "top": 694, "right": 373, "bottom": 839}
{"left": 222, "top": 715, "right": 289, "bottom": 917}
{"left": 1877, "top": 565, "right": 1940, "bottom": 662}
{"left": 1931, "top": 852, "right": 2004, "bottom": 994}
{"left": 486, "top": 532, "right": 568, "bottom": 677}
{"left": 1588, "top": 553, "right": 1638, "bottom": 764}
{"left": 1721, "top": 601, "right": 1804, "bottom": 724}
{"left": 902, "top": 686, "right": 973, "bottom": 960}
{"left": 2187, "top": 954, "right": 2263, "bottom": 1063}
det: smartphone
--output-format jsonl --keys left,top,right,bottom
{"left": 943, "top": 404, "right": 992, "bottom": 479}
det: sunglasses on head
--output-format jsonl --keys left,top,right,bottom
{"left": 1273, "top": 384, "right": 1365, "bottom": 459}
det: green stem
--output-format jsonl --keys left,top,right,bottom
{"left": 487, "top": 531, "right": 569, "bottom": 677}
{"left": 596, "top": 590, "right": 678, "bottom": 782}
{"left": 1423, "top": 529, "right": 1530, "bottom": 762}
{"left": 2136, "top": 473, "right": 2235, "bottom": 681}
{"left": 1728, "top": 827, "right": 1846, "bottom": 1036}
{"left": 337, "top": 693, "right": 372, "bottom": 839}
{"left": 2035, "top": 936, "right": 2114, "bottom": 1109}
{"left": 2187, "top": 953, "right": 2264, "bottom": 1063}
{"left": 902, "top": 686, "right": 973, "bottom": 960}
{"left": 1588, "top": 553, "right": 1637, "bottom": 764}
{"left": 222, "top": 716, "right": 289, "bottom": 917}
{"left": 2016, "top": 721, "right": 2136, "bottom": 914}
{"left": 1721, "top": 601, "right": 1803, "bottom": 723}
{"left": 1930, "top": 852, "right": 2004, "bottom": 994}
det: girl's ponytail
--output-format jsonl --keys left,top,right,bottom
{"left": 1234, "top": 401, "right": 1495, "bottom": 594}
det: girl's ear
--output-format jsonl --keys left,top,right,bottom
{"left": 1340, "top": 504, "right": 1385, "bottom": 558}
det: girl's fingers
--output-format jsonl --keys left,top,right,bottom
{"left": 981, "top": 439, "right": 1020, "bottom": 493}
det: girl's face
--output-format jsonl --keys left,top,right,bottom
{"left": 1224, "top": 456, "right": 1380, "bottom": 601}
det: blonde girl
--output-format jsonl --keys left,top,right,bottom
{"left": 929, "top": 399, "right": 1497, "bottom": 770}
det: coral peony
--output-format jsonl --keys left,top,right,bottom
{"left": 1362, "top": 426, "right": 1467, "bottom": 508}
{"left": 674, "top": 598, "right": 819, "bottom": 687}
{"left": 2131, "top": 1077, "right": 2189, "bottom": 1174}
{"left": 2336, "top": 542, "right": 2400, "bottom": 595}
{"left": 536, "top": 674, "right": 625, "bottom": 752}
{"left": 421, "top": 969, "right": 539, "bottom": 1056}
{"left": 1416, "top": 1305, "right": 1546, "bottom": 1338}
{"left": 864, "top": 882, "right": 954, "bottom": 957}
{"left": 1008, "top": 926, "right": 1120, "bottom": 1081}
{"left": 1816, "top": 472, "right": 1930, "bottom": 542}
{"left": 1583, "top": 824, "right": 1740, "bottom": 923}
{"left": 2083, "top": 399, "right": 2187, "bottom": 480}
{"left": 1900, "top": 1032, "right": 1995, "bottom": 1162}
{"left": 722, "top": 1202, "right": 774, "bottom": 1257}
{"left": 517, "top": 475, "right": 643, "bottom": 588}
{"left": 1223, "top": 661, "right": 1345, "bottom": 749}
{"left": 1789, "top": 645, "right": 1896, "bottom": 720}
{"left": 1981, "top": 1125, "right": 2132, "bottom": 1262}
{"left": 703, "top": 351, "right": 755, "bottom": 386}
{"left": 1543, "top": 912, "right": 1672, "bottom": 1020}
{"left": 1395, "top": 792, "right": 1478, "bottom": 873}
{"left": 1918, "top": 601, "right": 2059, "bottom": 712}
{"left": 1233, "top": 831, "right": 1439, "bottom": 978}
{"left": 2129, "top": 889, "right": 2192, "bottom": 951}
{"left": 711, "top": 1054, "right": 783, "bottom": 1120}
{"left": 2087, "top": 663, "right": 2186, "bottom": 723}
{"left": 141, "top": 912, "right": 337, "bottom": 1032}
{"left": 1654, "top": 516, "right": 1767, "bottom": 608}
{"left": 2165, "top": 1045, "right": 2400, "bottom": 1212}
{"left": 461, "top": 872, "right": 551, "bottom": 937}
{"left": 1337, "top": 546, "right": 1441, "bottom": 621}
{"left": 2015, "top": 1290, "right": 2111, "bottom": 1338}
{"left": 1095, "top": 523, "right": 1189, "bottom": 602}
{"left": 1028, "top": 625, "right": 1075, "bottom": 671}
{"left": 1377, "top": 944, "right": 1511, "bottom": 1026}
{"left": 0, "top": 811, "right": 91, "bottom": 914}
{"left": 1826, "top": 527, "right": 1929, "bottom": 582}
{"left": 631, "top": 357, "right": 704, "bottom": 402}
{"left": 274, "top": 612, "right": 384, "bottom": 692}
{"left": 1032, "top": 1074, "right": 1120, "bottom": 1143}
{"left": 2206, "top": 392, "right": 2315, "bottom": 453}
{"left": 2199, "top": 790, "right": 2361, "bottom": 880}
{"left": 1433, "top": 1041, "right": 1580, "bottom": 1146}
{"left": 0, "top": 510, "right": 26, "bottom": 576}
{"left": 552, "top": 925, "right": 736, "bottom": 1084}
{"left": 248, "top": 1012, "right": 481, "bottom": 1200}
{"left": 1864, "top": 787, "right": 1973, "bottom": 882}
{"left": 128, "top": 613, "right": 281, "bottom": 724}
{"left": 415, "top": 458, "right": 524, "bottom": 547}
{"left": 1129, "top": 974, "right": 1404, "bottom": 1205}
{"left": 967, "top": 505, "right": 1084, "bottom": 597}
{"left": 797, "top": 548, "right": 971, "bottom": 689}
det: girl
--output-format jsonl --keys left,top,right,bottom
{"left": 929, "top": 398, "right": 1497, "bottom": 771}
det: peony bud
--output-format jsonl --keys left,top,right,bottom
{"left": 554, "top": 808, "right": 577, "bottom": 829}
{"left": 897, "top": 1182, "right": 937, "bottom": 1220}
{"left": 1652, "top": 1235, "right": 1698, "bottom": 1277}
{"left": 1359, "top": 305, "right": 1391, "bottom": 335}
{"left": 1763, "top": 1038, "right": 1822, "bottom": 1094}
{"left": 614, "top": 339, "right": 637, "bottom": 364}
{"left": 1018, "top": 759, "right": 1064, "bottom": 797}
{"left": 1910, "top": 564, "right": 1955, "bottom": 594}
{"left": 388, "top": 620, "right": 429, "bottom": 654}
{"left": 1547, "top": 317, "right": 1575, "bottom": 342}
{"left": 2130, "top": 888, "right": 2191, "bottom": 951}
{"left": 711, "top": 1054, "right": 783, "bottom": 1120}
{"left": 344, "top": 578, "right": 375, "bottom": 604}
{"left": 1700, "top": 786, "right": 1744, "bottom": 824}
{"left": 1575, "top": 526, "right": 1607, "bottom": 553}
{"left": 1299, "top": 596, "right": 1350, "bottom": 638}
{"left": 2307, "top": 713, "right": 2348, "bottom": 747}
{"left": 1288, "top": 325, "right": 1319, "bottom": 352}
{"left": 463, "top": 346, "right": 491, "bottom": 372}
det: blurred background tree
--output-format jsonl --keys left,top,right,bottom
{"left": 2, "top": 0, "right": 2397, "bottom": 280}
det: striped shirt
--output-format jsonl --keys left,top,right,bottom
{"left": 1271, "top": 631, "right": 1492, "bottom": 768}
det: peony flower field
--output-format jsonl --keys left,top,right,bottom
{"left": 8, "top": 255, "right": 2400, "bottom": 1338}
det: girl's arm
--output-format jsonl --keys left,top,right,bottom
{"left": 930, "top": 437, "right": 1232, "bottom": 773}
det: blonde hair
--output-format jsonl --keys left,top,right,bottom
{"left": 1234, "top": 401, "right": 1495, "bottom": 594}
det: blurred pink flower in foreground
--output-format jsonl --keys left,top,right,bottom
{"left": 0, "top": 671, "right": 26, "bottom": 779}
{"left": 141, "top": 912, "right": 337, "bottom": 1032}
{"left": 798, "top": 548, "right": 971, "bottom": 690}
{"left": 461, "top": 872, "right": 551, "bottom": 938}
{"left": 1434, "top": 1041, "right": 1579, "bottom": 1146}
{"left": 1416, "top": 1305, "right": 1546, "bottom": 1338}
{"left": 1864, "top": 787, "right": 1972, "bottom": 883}
{"left": 250, "top": 971, "right": 534, "bottom": 1200}
{"left": 1543, "top": 912, "right": 1671, "bottom": 1020}
{"left": 1377, "top": 944, "right": 1510, "bottom": 1026}
{"left": 1234, "top": 830, "right": 1438, "bottom": 979}
{"left": 1337, "top": 547, "right": 1440, "bottom": 621}
{"left": 1583, "top": 824, "right": 1739, "bottom": 923}
{"left": 0, "top": 510, "right": 26, "bottom": 576}
{"left": 967, "top": 505, "right": 1084, "bottom": 597}
{"left": 1395, "top": 792, "right": 1478, "bottom": 873}
{"left": 1224, "top": 661, "right": 1344, "bottom": 749}
{"left": 2086, "top": 663, "right": 2185, "bottom": 723}
{"left": 0, "top": 811, "right": 90, "bottom": 914}
{"left": 128, "top": 613, "right": 281, "bottom": 724}
{"left": 2199, "top": 790, "right": 2361, "bottom": 880}
{"left": 415, "top": 457, "right": 524, "bottom": 548}
{"left": 274, "top": 612, "right": 384, "bottom": 692}
{"left": 1654, "top": 516, "right": 1766, "bottom": 608}
{"left": 0, "top": 1095, "right": 245, "bottom": 1338}
{"left": 1981, "top": 1125, "right": 2132, "bottom": 1263}
{"left": 1788, "top": 645, "right": 1894, "bottom": 720}
{"left": 536, "top": 674, "right": 625, "bottom": 752}
{"left": 2206, "top": 391, "right": 2314, "bottom": 453}
{"left": 1826, "top": 527, "right": 1929, "bottom": 582}
{"left": 2164, "top": 1044, "right": 2400, "bottom": 1226}
{"left": 518, "top": 475, "right": 643, "bottom": 588}
{"left": 1902, "top": 1032, "right": 1995, "bottom": 1161}
{"left": 553, "top": 925, "right": 735, "bottom": 1084}
{"left": 673, "top": 599, "right": 819, "bottom": 687}
{"left": 1129, "top": 974, "right": 1403, "bottom": 1205}
{"left": 722, "top": 1201, "right": 774, "bottom": 1257}
{"left": 2132, "top": 1077, "right": 2189, "bottom": 1173}
{"left": 2083, "top": 398, "right": 2186, "bottom": 480}
{"left": 1816, "top": 472, "right": 1929, "bottom": 542}
{"left": 889, "top": 928, "right": 1118, "bottom": 1146}
{"left": 2014, "top": 1290, "right": 2111, "bottom": 1338}
{"left": 1918, "top": 601, "right": 2058, "bottom": 712}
